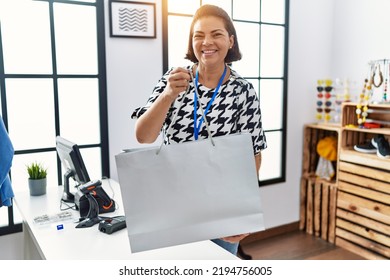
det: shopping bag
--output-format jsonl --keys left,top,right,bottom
{"left": 115, "top": 132, "right": 265, "bottom": 253}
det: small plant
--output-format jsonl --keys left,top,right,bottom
{"left": 27, "top": 162, "right": 48, "bottom": 180}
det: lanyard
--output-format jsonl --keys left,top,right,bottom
{"left": 193, "top": 65, "right": 227, "bottom": 140}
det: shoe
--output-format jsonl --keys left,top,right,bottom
{"left": 371, "top": 134, "right": 385, "bottom": 148}
{"left": 354, "top": 141, "right": 377, "bottom": 154}
{"left": 371, "top": 134, "right": 390, "bottom": 159}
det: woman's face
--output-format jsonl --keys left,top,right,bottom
{"left": 192, "top": 16, "right": 234, "bottom": 67}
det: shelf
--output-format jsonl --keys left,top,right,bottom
{"left": 302, "top": 173, "right": 337, "bottom": 186}
{"left": 342, "top": 102, "right": 390, "bottom": 130}
{"left": 302, "top": 124, "right": 340, "bottom": 178}
{"left": 339, "top": 148, "right": 390, "bottom": 172}
{"left": 342, "top": 126, "right": 390, "bottom": 135}
{"left": 305, "top": 122, "right": 341, "bottom": 132}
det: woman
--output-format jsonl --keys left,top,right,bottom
{"left": 131, "top": 4, "right": 267, "bottom": 256}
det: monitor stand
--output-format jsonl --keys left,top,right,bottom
{"left": 62, "top": 170, "right": 75, "bottom": 203}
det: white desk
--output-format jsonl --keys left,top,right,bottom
{"left": 14, "top": 179, "right": 238, "bottom": 260}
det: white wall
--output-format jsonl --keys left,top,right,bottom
{"left": 2, "top": 0, "right": 389, "bottom": 259}
{"left": 105, "top": 0, "right": 163, "bottom": 182}
{"left": 331, "top": 0, "right": 390, "bottom": 85}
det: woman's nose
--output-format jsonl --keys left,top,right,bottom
{"left": 202, "top": 34, "right": 213, "bottom": 45}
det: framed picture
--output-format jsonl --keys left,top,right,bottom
{"left": 109, "top": 0, "right": 156, "bottom": 38}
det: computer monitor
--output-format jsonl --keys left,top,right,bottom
{"left": 56, "top": 136, "right": 90, "bottom": 203}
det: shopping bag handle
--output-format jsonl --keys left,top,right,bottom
{"left": 157, "top": 65, "right": 215, "bottom": 155}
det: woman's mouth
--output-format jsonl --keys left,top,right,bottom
{"left": 202, "top": 49, "right": 217, "bottom": 55}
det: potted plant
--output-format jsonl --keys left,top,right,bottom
{"left": 27, "top": 162, "right": 48, "bottom": 196}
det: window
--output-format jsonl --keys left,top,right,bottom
{"left": 163, "top": 0, "right": 289, "bottom": 186}
{"left": 0, "top": 0, "right": 108, "bottom": 235}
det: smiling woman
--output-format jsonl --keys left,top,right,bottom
{"left": 132, "top": 4, "right": 267, "bottom": 256}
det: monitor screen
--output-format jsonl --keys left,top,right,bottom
{"left": 56, "top": 136, "right": 90, "bottom": 203}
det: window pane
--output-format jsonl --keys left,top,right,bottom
{"left": 233, "top": 22, "right": 259, "bottom": 77}
{"left": 13, "top": 207, "right": 23, "bottom": 226}
{"left": 259, "top": 130, "right": 282, "bottom": 181}
{"left": 54, "top": 3, "right": 98, "bottom": 74}
{"left": 168, "top": 0, "right": 198, "bottom": 14}
{"left": 58, "top": 78, "right": 100, "bottom": 144}
{"left": 1, "top": 1, "right": 52, "bottom": 74}
{"left": 247, "top": 79, "right": 259, "bottom": 95}
{"left": 260, "top": 24, "right": 285, "bottom": 77}
{"left": 81, "top": 147, "right": 102, "bottom": 182}
{"left": 203, "top": 0, "right": 232, "bottom": 15}
{"left": 168, "top": 16, "right": 192, "bottom": 68}
{"left": 0, "top": 206, "right": 22, "bottom": 227}
{"left": 261, "top": 79, "right": 283, "bottom": 130}
{"left": 0, "top": 208, "right": 8, "bottom": 227}
{"left": 11, "top": 152, "right": 58, "bottom": 193}
{"left": 6, "top": 78, "right": 55, "bottom": 150}
{"left": 261, "top": 0, "right": 285, "bottom": 24}
{"left": 232, "top": 0, "right": 260, "bottom": 21}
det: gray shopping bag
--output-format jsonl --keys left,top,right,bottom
{"left": 115, "top": 133, "right": 265, "bottom": 253}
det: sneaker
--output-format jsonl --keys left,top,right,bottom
{"left": 372, "top": 134, "right": 390, "bottom": 159}
{"left": 354, "top": 141, "right": 377, "bottom": 154}
{"left": 371, "top": 134, "right": 385, "bottom": 149}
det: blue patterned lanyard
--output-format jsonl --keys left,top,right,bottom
{"left": 193, "top": 65, "right": 227, "bottom": 140}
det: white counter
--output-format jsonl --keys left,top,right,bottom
{"left": 14, "top": 179, "right": 238, "bottom": 260}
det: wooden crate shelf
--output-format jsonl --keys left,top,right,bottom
{"left": 341, "top": 102, "right": 390, "bottom": 128}
{"left": 300, "top": 124, "right": 341, "bottom": 243}
{"left": 299, "top": 175, "right": 337, "bottom": 243}
{"left": 300, "top": 103, "right": 390, "bottom": 260}
{"left": 339, "top": 148, "right": 390, "bottom": 172}
{"left": 336, "top": 152, "right": 390, "bottom": 259}
{"left": 302, "top": 123, "right": 341, "bottom": 180}
{"left": 336, "top": 102, "right": 390, "bottom": 259}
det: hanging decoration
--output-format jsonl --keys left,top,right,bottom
{"left": 356, "top": 77, "right": 372, "bottom": 126}
{"left": 366, "top": 59, "right": 390, "bottom": 104}
{"left": 383, "top": 60, "right": 389, "bottom": 102}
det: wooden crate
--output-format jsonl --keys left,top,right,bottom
{"left": 335, "top": 160, "right": 390, "bottom": 259}
{"left": 341, "top": 102, "right": 390, "bottom": 129}
{"left": 300, "top": 124, "right": 341, "bottom": 242}
{"left": 299, "top": 175, "right": 337, "bottom": 243}
{"left": 302, "top": 123, "right": 340, "bottom": 180}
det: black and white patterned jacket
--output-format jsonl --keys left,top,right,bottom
{"left": 131, "top": 65, "right": 267, "bottom": 155}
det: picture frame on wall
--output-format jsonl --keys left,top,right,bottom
{"left": 109, "top": 0, "right": 156, "bottom": 38}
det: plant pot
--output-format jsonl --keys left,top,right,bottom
{"left": 28, "top": 178, "right": 47, "bottom": 196}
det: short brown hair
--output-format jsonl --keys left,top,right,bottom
{"left": 185, "top": 5, "right": 242, "bottom": 63}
